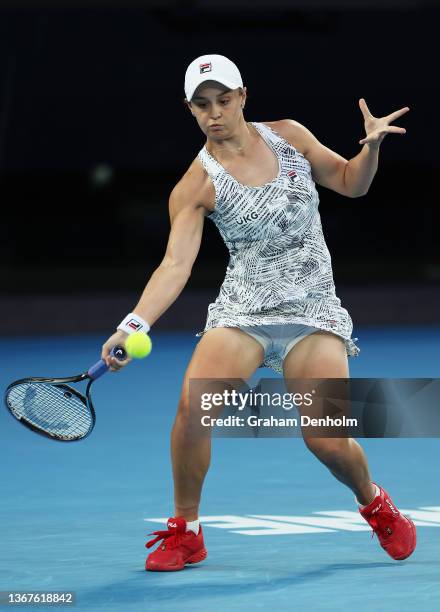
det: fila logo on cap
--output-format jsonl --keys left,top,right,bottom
{"left": 185, "top": 54, "right": 243, "bottom": 102}
{"left": 199, "top": 62, "right": 212, "bottom": 74}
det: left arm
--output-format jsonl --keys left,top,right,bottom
{"left": 342, "top": 142, "right": 379, "bottom": 198}
{"left": 273, "top": 99, "right": 409, "bottom": 198}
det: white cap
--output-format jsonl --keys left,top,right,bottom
{"left": 184, "top": 54, "right": 243, "bottom": 101}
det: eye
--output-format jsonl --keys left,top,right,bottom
{"left": 220, "top": 99, "right": 230, "bottom": 105}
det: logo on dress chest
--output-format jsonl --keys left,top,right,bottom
{"left": 287, "top": 169, "right": 299, "bottom": 183}
{"left": 237, "top": 211, "right": 259, "bottom": 225}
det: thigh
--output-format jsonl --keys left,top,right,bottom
{"left": 283, "top": 330, "right": 350, "bottom": 440}
{"left": 189, "top": 327, "right": 265, "bottom": 378}
{"left": 283, "top": 330, "right": 349, "bottom": 379}
{"left": 178, "top": 327, "right": 265, "bottom": 416}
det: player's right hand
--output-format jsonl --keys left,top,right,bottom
{"left": 102, "top": 330, "right": 132, "bottom": 372}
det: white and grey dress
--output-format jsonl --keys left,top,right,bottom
{"left": 196, "top": 121, "right": 360, "bottom": 373}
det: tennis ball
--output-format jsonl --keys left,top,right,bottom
{"left": 125, "top": 332, "right": 152, "bottom": 359}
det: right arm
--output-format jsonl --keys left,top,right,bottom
{"left": 102, "top": 165, "right": 213, "bottom": 368}
{"left": 131, "top": 185, "right": 206, "bottom": 326}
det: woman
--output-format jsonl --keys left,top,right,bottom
{"left": 102, "top": 54, "right": 415, "bottom": 571}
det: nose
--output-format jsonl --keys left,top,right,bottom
{"left": 210, "top": 104, "right": 222, "bottom": 120}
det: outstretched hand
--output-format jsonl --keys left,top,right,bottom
{"left": 358, "top": 98, "right": 409, "bottom": 148}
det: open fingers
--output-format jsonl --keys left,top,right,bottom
{"left": 386, "top": 125, "right": 407, "bottom": 134}
{"left": 386, "top": 106, "right": 410, "bottom": 123}
{"left": 359, "top": 125, "right": 406, "bottom": 144}
{"left": 359, "top": 98, "right": 373, "bottom": 118}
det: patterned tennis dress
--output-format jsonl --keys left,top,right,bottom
{"left": 196, "top": 121, "right": 360, "bottom": 373}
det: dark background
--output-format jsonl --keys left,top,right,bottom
{"left": 1, "top": 0, "right": 438, "bottom": 333}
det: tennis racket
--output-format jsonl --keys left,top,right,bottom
{"left": 4, "top": 346, "right": 127, "bottom": 442}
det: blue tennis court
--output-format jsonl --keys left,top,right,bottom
{"left": 1, "top": 326, "right": 439, "bottom": 611}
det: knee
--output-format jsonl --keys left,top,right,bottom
{"left": 173, "top": 394, "right": 206, "bottom": 435}
{"left": 174, "top": 395, "right": 194, "bottom": 428}
{"left": 304, "top": 437, "right": 350, "bottom": 463}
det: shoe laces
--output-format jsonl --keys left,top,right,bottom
{"left": 146, "top": 519, "right": 187, "bottom": 550}
{"left": 367, "top": 505, "right": 398, "bottom": 540}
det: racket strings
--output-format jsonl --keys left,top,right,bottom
{"left": 6, "top": 382, "right": 93, "bottom": 440}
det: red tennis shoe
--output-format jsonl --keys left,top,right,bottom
{"left": 145, "top": 517, "right": 207, "bottom": 571}
{"left": 359, "top": 482, "right": 416, "bottom": 560}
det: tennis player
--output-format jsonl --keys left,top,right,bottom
{"left": 102, "top": 54, "right": 415, "bottom": 571}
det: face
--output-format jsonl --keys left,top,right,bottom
{"left": 187, "top": 81, "right": 246, "bottom": 138}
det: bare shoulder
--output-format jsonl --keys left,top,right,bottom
{"left": 170, "top": 157, "right": 215, "bottom": 219}
{"left": 261, "top": 119, "right": 313, "bottom": 156}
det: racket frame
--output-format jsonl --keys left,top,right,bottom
{"left": 4, "top": 372, "right": 97, "bottom": 442}
{"left": 4, "top": 345, "right": 126, "bottom": 442}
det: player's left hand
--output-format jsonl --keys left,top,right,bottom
{"left": 358, "top": 98, "right": 410, "bottom": 148}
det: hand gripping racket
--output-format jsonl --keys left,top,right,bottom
{"left": 4, "top": 346, "right": 127, "bottom": 442}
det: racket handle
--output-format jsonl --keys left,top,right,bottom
{"left": 88, "top": 346, "right": 127, "bottom": 380}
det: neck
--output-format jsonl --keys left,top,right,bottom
{"left": 206, "top": 119, "right": 254, "bottom": 160}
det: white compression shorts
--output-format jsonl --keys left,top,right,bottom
{"left": 238, "top": 323, "right": 320, "bottom": 369}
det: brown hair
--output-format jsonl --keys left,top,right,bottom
{"left": 182, "top": 86, "right": 246, "bottom": 106}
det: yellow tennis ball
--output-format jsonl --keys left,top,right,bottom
{"left": 125, "top": 332, "right": 152, "bottom": 359}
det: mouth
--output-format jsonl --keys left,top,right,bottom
{"left": 209, "top": 124, "right": 223, "bottom": 129}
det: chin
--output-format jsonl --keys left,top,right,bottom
{"left": 210, "top": 128, "right": 227, "bottom": 137}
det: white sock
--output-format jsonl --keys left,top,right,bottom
{"left": 186, "top": 519, "right": 200, "bottom": 535}
{"left": 356, "top": 483, "right": 380, "bottom": 509}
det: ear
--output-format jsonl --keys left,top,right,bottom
{"left": 184, "top": 99, "right": 196, "bottom": 116}
{"left": 240, "top": 86, "right": 247, "bottom": 109}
